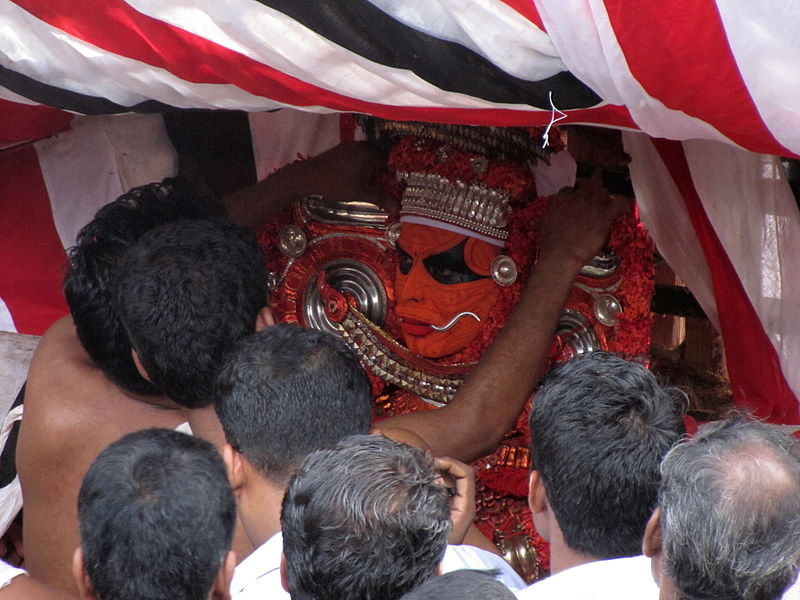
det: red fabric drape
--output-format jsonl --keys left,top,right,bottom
{"left": 0, "top": 144, "right": 69, "bottom": 334}
{"left": 653, "top": 138, "right": 799, "bottom": 424}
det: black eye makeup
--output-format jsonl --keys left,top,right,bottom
{"left": 397, "top": 243, "right": 413, "bottom": 275}
{"left": 424, "top": 240, "right": 487, "bottom": 284}
{"left": 397, "top": 240, "right": 488, "bottom": 285}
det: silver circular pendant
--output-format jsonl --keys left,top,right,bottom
{"left": 594, "top": 294, "right": 623, "bottom": 327}
{"left": 278, "top": 225, "right": 308, "bottom": 258}
{"left": 386, "top": 222, "right": 402, "bottom": 248}
{"left": 491, "top": 255, "right": 518, "bottom": 286}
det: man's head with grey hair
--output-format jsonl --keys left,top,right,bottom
{"left": 280, "top": 434, "right": 451, "bottom": 600}
{"left": 644, "top": 416, "right": 800, "bottom": 600}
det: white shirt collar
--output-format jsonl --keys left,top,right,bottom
{"left": 230, "top": 531, "right": 284, "bottom": 594}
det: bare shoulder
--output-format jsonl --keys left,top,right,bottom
{"left": 22, "top": 317, "right": 132, "bottom": 464}
{"left": 26, "top": 316, "right": 89, "bottom": 380}
{"left": 22, "top": 316, "right": 184, "bottom": 456}
{"left": 0, "top": 574, "right": 77, "bottom": 600}
{"left": 21, "top": 318, "right": 107, "bottom": 463}
{"left": 17, "top": 316, "right": 185, "bottom": 593}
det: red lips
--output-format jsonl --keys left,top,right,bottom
{"left": 399, "top": 317, "right": 433, "bottom": 337}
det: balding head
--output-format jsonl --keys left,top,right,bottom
{"left": 656, "top": 417, "right": 800, "bottom": 600}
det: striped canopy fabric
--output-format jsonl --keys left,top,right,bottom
{"left": 2, "top": 0, "right": 798, "bottom": 156}
{"left": 1, "top": 0, "right": 800, "bottom": 422}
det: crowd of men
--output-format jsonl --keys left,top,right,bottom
{"left": 3, "top": 152, "right": 800, "bottom": 600}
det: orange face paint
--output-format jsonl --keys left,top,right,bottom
{"left": 395, "top": 223, "right": 501, "bottom": 358}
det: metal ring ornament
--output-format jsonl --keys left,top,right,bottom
{"left": 594, "top": 294, "right": 623, "bottom": 326}
{"left": 386, "top": 222, "right": 402, "bottom": 248}
{"left": 556, "top": 308, "right": 599, "bottom": 356}
{"left": 303, "top": 259, "right": 388, "bottom": 335}
{"left": 579, "top": 248, "right": 621, "bottom": 278}
{"left": 491, "top": 254, "right": 518, "bottom": 286}
{"left": 266, "top": 270, "right": 279, "bottom": 294}
{"left": 278, "top": 225, "right": 308, "bottom": 258}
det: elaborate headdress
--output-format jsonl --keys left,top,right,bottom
{"left": 364, "top": 119, "right": 549, "bottom": 240}
{"left": 398, "top": 171, "right": 511, "bottom": 245}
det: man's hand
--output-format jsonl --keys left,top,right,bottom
{"left": 435, "top": 456, "right": 476, "bottom": 545}
{"left": 538, "top": 170, "right": 632, "bottom": 268}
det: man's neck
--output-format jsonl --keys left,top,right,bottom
{"left": 657, "top": 576, "right": 678, "bottom": 599}
{"left": 240, "top": 478, "right": 285, "bottom": 548}
{"left": 183, "top": 405, "right": 227, "bottom": 449}
{"left": 652, "top": 557, "right": 678, "bottom": 600}
{"left": 547, "top": 520, "right": 599, "bottom": 575}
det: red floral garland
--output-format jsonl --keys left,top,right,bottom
{"left": 606, "top": 213, "right": 655, "bottom": 361}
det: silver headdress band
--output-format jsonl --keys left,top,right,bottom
{"left": 397, "top": 171, "right": 511, "bottom": 244}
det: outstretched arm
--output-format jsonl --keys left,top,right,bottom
{"left": 381, "top": 175, "right": 630, "bottom": 461}
{"left": 223, "top": 141, "right": 392, "bottom": 231}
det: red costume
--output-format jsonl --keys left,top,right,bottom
{"left": 259, "top": 122, "right": 654, "bottom": 580}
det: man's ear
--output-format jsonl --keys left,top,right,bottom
{"left": 255, "top": 307, "right": 276, "bottom": 332}
{"left": 528, "top": 470, "right": 547, "bottom": 514}
{"left": 131, "top": 349, "right": 152, "bottom": 382}
{"left": 280, "top": 552, "right": 289, "bottom": 593}
{"left": 73, "top": 547, "right": 97, "bottom": 600}
{"left": 222, "top": 443, "right": 245, "bottom": 495}
{"left": 528, "top": 470, "right": 550, "bottom": 540}
{"left": 642, "top": 507, "right": 663, "bottom": 558}
{"left": 210, "top": 550, "right": 236, "bottom": 600}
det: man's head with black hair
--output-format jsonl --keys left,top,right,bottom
{"left": 64, "top": 178, "right": 223, "bottom": 395}
{"left": 400, "top": 570, "right": 515, "bottom": 600}
{"left": 529, "top": 352, "right": 685, "bottom": 562}
{"left": 75, "top": 428, "right": 236, "bottom": 600}
{"left": 113, "top": 218, "right": 268, "bottom": 408}
{"left": 215, "top": 323, "right": 371, "bottom": 487}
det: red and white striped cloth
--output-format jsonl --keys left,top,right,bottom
{"left": 1, "top": 1, "right": 799, "bottom": 420}
{"left": 2, "top": 0, "right": 799, "bottom": 155}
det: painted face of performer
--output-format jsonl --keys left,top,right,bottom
{"left": 395, "top": 223, "right": 501, "bottom": 358}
